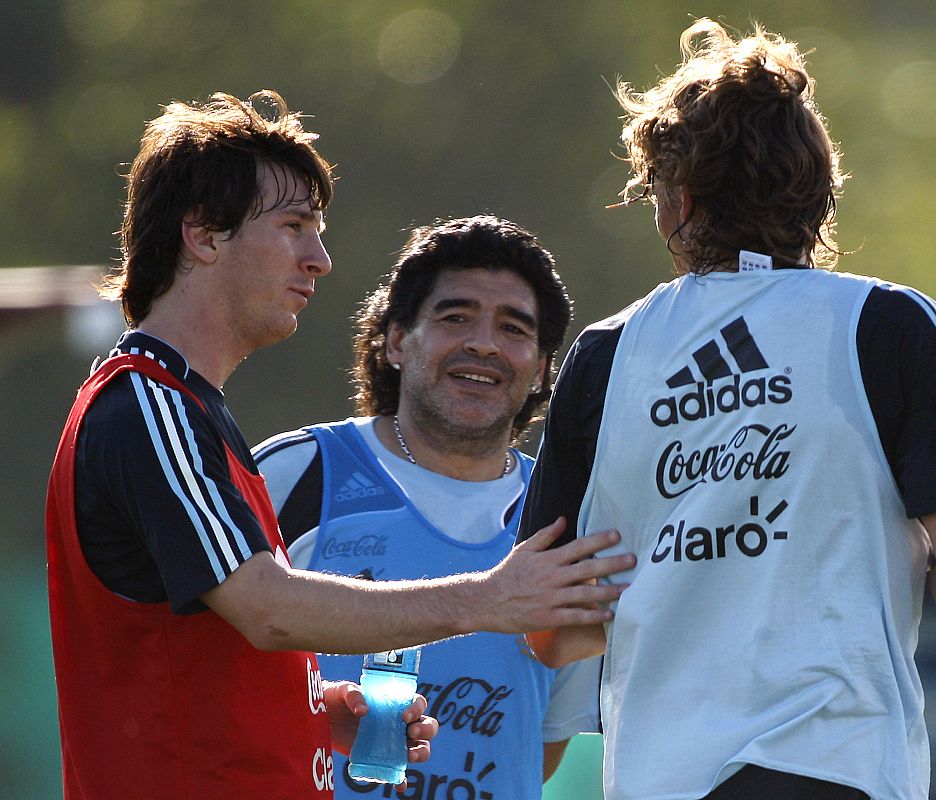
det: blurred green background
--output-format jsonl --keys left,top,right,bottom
{"left": 2, "top": 1, "right": 936, "bottom": 798}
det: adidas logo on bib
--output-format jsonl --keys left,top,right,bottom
{"left": 650, "top": 317, "right": 792, "bottom": 427}
{"left": 335, "top": 471, "right": 386, "bottom": 502}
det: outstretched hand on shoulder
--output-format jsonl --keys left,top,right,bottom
{"left": 467, "top": 516, "right": 636, "bottom": 634}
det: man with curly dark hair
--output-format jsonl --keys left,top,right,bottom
{"left": 254, "top": 215, "right": 601, "bottom": 799}
{"left": 348, "top": 215, "right": 571, "bottom": 443}
{"left": 519, "top": 19, "right": 936, "bottom": 800}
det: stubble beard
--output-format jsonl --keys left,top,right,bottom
{"left": 404, "top": 386, "right": 517, "bottom": 459}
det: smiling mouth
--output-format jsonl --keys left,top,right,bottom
{"left": 452, "top": 371, "right": 498, "bottom": 385}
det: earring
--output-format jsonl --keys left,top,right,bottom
{"left": 391, "top": 362, "right": 401, "bottom": 371}
{"left": 530, "top": 382, "right": 541, "bottom": 393}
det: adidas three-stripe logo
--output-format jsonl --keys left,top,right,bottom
{"left": 666, "top": 317, "right": 768, "bottom": 388}
{"left": 335, "top": 471, "right": 386, "bottom": 502}
{"left": 650, "top": 316, "right": 792, "bottom": 427}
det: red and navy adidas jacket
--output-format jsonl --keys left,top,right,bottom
{"left": 46, "top": 333, "right": 333, "bottom": 799}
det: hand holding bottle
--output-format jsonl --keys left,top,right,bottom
{"left": 348, "top": 647, "right": 423, "bottom": 785}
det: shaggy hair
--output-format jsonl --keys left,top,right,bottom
{"left": 617, "top": 18, "right": 846, "bottom": 272}
{"left": 101, "top": 90, "right": 333, "bottom": 324}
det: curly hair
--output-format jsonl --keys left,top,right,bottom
{"left": 617, "top": 18, "right": 846, "bottom": 272}
{"left": 351, "top": 216, "right": 572, "bottom": 443}
{"left": 100, "top": 90, "right": 334, "bottom": 325}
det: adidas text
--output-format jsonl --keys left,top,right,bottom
{"left": 650, "top": 373, "right": 792, "bottom": 428}
{"left": 336, "top": 484, "right": 385, "bottom": 502}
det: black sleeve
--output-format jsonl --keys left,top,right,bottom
{"left": 76, "top": 374, "right": 272, "bottom": 613}
{"left": 517, "top": 322, "right": 624, "bottom": 547}
{"left": 857, "top": 284, "right": 936, "bottom": 519}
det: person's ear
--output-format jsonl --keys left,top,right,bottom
{"left": 180, "top": 209, "right": 221, "bottom": 265}
{"left": 385, "top": 321, "right": 406, "bottom": 370}
{"left": 679, "top": 189, "right": 694, "bottom": 226}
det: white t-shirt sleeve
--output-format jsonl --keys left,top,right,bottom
{"left": 541, "top": 655, "right": 603, "bottom": 742}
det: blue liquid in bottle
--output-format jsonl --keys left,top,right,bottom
{"left": 348, "top": 648, "right": 421, "bottom": 785}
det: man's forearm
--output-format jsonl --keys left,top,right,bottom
{"left": 203, "top": 522, "right": 633, "bottom": 654}
{"left": 527, "top": 624, "right": 607, "bottom": 669}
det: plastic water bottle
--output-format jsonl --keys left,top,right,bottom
{"left": 348, "top": 647, "right": 421, "bottom": 785}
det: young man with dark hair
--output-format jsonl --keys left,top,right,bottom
{"left": 519, "top": 20, "right": 936, "bottom": 800}
{"left": 46, "top": 94, "right": 631, "bottom": 800}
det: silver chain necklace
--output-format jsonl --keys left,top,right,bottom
{"left": 392, "top": 414, "right": 511, "bottom": 477}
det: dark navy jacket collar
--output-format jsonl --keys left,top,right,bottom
{"left": 109, "top": 330, "right": 224, "bottom": 401}
{"left": 111, "top": 330, "right": 190, "bottom": 381}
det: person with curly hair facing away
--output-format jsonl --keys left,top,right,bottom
{"left": 518, "top": 19, "right": 936, "bottom": 800}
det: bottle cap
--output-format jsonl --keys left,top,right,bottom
{"left": 363, "top": 647, "right": 421, "bottom": 677}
